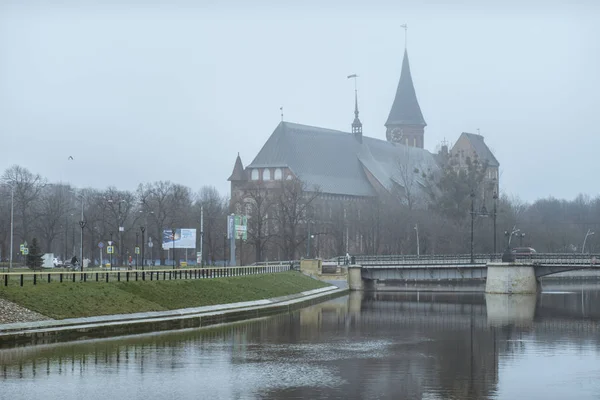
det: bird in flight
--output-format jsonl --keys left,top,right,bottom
{"left": 68, "top": 156, "right": 74, "bottom": 160}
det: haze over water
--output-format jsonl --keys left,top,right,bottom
{"left": 1, "top": 284, "right": 599, "bottom": 400}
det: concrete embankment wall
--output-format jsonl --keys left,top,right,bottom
{"left": 0, "top": 287, "right": 347, "bottom": 347}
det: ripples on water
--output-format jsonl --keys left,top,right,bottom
{"left": 1, "top": 283, "right": 600, "bottom": 400}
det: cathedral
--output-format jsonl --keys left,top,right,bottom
{"left": 229, "top": 48, "right": 498, "bottom": 205}
{"left": 228, "top": 46, "right": 499, "bottom": 260}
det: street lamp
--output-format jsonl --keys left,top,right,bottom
{"left": 109, "top": 231, "right": 114, "bottom": 271}
{"left": 135, "top": 232, "right": 139, "bottom": 268}
{"left": 414, "top": 224, "right": 420, "bottom": 257}
{"left": 470, "top": 192, "right": 488, "bottom": 263}
{"left": 582, "top": 229, "right": 595, "bottom": 254}
{"left": 77, "top": 194, "right": 86, "bottom": 275}
{"left": 9, "top": 184, "right": 14, "bottom": 272}
{"left": 502, "top": 227, "right": 520, "bottom": 262}
{"left": 172, "top": 227, "right": 176, "bottom": 269}
{"left": 140, "top": 226, "right": 146, "bottom": 270}
{"left": 108, "top": 198, "right": 127, "bottom": 267}
{"left": 518, "top": 232, "right": 526, "bottom": 247}
{"left": 492, "top": 192, "right": 498, "bottom": 256}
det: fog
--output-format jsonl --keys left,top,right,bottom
{"left": 1, "top": 0, "right": 598, "bottom": 202}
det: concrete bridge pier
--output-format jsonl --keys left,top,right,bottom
{"left": 347, "top": 265, "right": 364, "bottom": 291}
{"left": 485, "top": 263, "right": 537, "bottom": 294}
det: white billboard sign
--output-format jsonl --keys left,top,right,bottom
{"left": 162, "top": 228, "right": 197, "bottom": 250}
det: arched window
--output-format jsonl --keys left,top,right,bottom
{"left": 262, "top": 169, "right": 271, "bottom": 181}
{"left": 251, "top": 169, "right": 259, "bottom": 180}
{"left": 274, "top": 168, "right": 282, "bottom": 180}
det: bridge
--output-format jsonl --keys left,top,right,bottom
{"left": 337, "top": 254, "right": 600, "bottom": 294}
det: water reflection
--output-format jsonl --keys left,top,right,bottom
{"left": 1, "top": 287, "right": 600, "bottom": 400}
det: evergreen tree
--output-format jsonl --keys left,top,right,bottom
{"left": 26, "top": 237, "right": 44, "bottom": 270}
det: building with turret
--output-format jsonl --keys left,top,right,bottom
{"left": 227, "top": 45, "right": 499, "bottom": 260}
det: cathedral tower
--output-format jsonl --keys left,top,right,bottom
{"left": 385, "top": 49, "right": 426, "bottom": 148}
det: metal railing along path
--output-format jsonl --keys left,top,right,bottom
{"left": 0, "top": 265, "right": 290, "bottom": 287}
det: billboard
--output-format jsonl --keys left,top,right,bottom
{"left": 162, "top": 228, "right": 197, "bottom": 250}
{"left": 227, "top": 215, "right": 247, "bottom": 240}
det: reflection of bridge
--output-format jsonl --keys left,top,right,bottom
{"left": 342, "top": 254, "right": 600, "bottom": 284}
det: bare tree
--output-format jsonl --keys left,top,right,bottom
{"left": 2, "top": 165, "right": 46, "bottom": 243}
{"left": 274, "top": 178, "right": 320, "bottom": 260}
{"left": 195, "top": 186, "right": 228, "bottom": 264}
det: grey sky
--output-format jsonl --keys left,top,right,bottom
{"left": 1, "top": 1, "right": 599, "bottom": 202}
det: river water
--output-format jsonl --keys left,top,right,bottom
{"left": 1, "top": 283, "right": 599, "bottom": 400}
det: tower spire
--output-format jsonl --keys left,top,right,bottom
{"left": 385, "top": 32, "right": 426, "bottom": 148}
{"left": 348, "top": 74, "right": 362, "bottom": 142}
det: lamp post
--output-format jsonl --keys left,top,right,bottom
{"left": 470, "top": 192, "right": 475, "bottom": 263}
{"left": 140, "top": 226, "right": 145, "bottom": 270}
{"left": 492, "top": 192, "right": 498, "bottom": 256}
{"left": 518, "top": 232, "right": 525, "bottom": 247}
{"left": 172, "top": 228, "right": 176, "bottom": 269}
{"left": 470, "top": 191, "right": 488, "bottom": 263}
{"left": 582, "top": 229, "right": 595, "bottom": 254}
{"left": 78, "top": 194, "right": 86, "bottom": 275}
{"left": 9, "top": 184, "right": 14, "bottom": 272}
{"left": 414, "top": 224, "right": 420, "bottom": 257}
{"left": 502, "top": 227, "right": 519, "bottom": 262}
{"left": 306, "top": 220, "right": 311, "bottom": 258}
{"left": 135, "top": 232, "right": 139, "bottom": 268}
{"left": 109, "top": 231, "right": 113, "bottom": 271}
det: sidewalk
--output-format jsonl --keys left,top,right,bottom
{"left": 0, "top": 285, "right": 347, "bottom": 346}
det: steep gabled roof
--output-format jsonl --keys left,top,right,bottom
{"left": 228, "top": 153, "right": 246, "bottom": 181}
{"left": 459, "top": 132, "right": 499, "bottom": 167}
{"left": 246, "top": 122, "right": 440, "bottom": 198}
{"left": 248, "top": 122, "right": 376, "bottom": 197}
{"left": 385, "top": 49, "right": 427, "bottom": 127}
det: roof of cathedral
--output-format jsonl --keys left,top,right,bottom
{"left": 385, "top": 49, "right": 427, "bottom": 127}
{"left": 458, "top": 132, "right": 499, "bottom": 167}
{"left": 247, "top": 122, "right": 440, "bottom": 197}
{"left": 228, "top": 153, "right": 246, "bottom": 181}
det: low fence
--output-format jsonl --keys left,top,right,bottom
{"left": 0, "top": 265, "right": 291, "bottom": 287}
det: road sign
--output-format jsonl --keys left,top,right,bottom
{"left": 23, "top": 248, "right": 29, "bottom": 255}
{"left": 148, "top": 241, "right": 153, "bottom": 248}
{"left": 135, "top": 246, "right": 140, "bottom": 255}
{"left": 20, "top": 244, "right": 24, "bottom": 252}
{"left": 107, "top": 246, "right": 114, "bottom": 254}
{"left": 119, "top": 226, "right": 124, "bottom": 232}
{"left": 98, "top": 241, "right": 104, "bottom": 249}
{"left": 197, "top": 252, "right": 202, "bottom": 264}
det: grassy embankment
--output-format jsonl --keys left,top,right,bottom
{"left": 0, "top": 271, "right": 329, "bottom": 320}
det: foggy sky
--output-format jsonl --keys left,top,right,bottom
{"left": 1, "top": 1, "right": 599, "bottom": 202}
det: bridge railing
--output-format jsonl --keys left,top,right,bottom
{"left": 336, "top": 254, "right": 500, "bottom": 266}
{"left": 336, "top": 253, "right": 600, "bottom": 266}
{"left": 528, "top": 253, "right": 600, "bottom": 265}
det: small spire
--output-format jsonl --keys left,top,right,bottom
{"left": 280, "top": 106, "right": 283, "bottom": 122}
{"left": 347, "top": 74, "right": 362, "bottom": 139}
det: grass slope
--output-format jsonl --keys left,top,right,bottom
{"left": 0, "top": 272, "right": 329, "bottom": 320}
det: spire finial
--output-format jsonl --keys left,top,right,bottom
{"left": 280, "top": 106, "right": 283, "bottom": 122}
{"left": 401, "top": 23, "right": 408, "bottom": 49}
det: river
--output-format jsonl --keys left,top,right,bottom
{"left": 1, "top": 283, "right": 599, "bottom": 400}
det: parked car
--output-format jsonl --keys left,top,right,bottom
{"left": 512, "top": 247, "right": 537, "bottom": 257}
{"left": 53, "top": 258, "right": 63, "bottom": 268}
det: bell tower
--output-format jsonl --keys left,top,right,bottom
{"left": 385, "top": 26, "right": 426, "bottom": 148}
